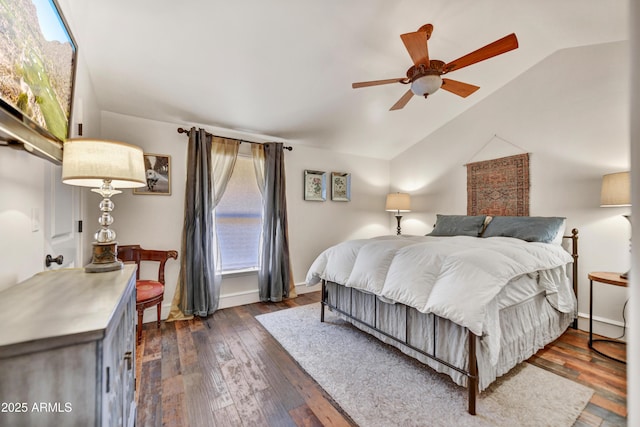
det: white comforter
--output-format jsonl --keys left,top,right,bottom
{"left": 306, "top": 235, "right": 575, "bottom": 352}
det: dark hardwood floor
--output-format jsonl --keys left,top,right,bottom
{"left": 135, "top": 292, "right": 627, "bottom": 426}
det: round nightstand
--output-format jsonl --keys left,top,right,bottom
{"left": 587, "top": 271, "right": 627, "bottom": 364}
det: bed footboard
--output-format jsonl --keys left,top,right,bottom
{"left": 320, "top": 280, "right": 479, "bottom": 415}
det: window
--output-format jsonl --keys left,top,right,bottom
{"left": 215, "top": 155, "right": 263, "bottom": 273}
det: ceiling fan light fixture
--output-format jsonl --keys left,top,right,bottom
{"left": 410, "top": 74, "right": 442, "bottom": 97}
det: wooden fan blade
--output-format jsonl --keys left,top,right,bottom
{"left": 352, "top": 78, "right": 405, "bottom": 89}
{"left": 400, "top": 31, "right": 429, "bottom": 66}
{"left": 390, "top": 89, "right": 414, "bottom": 111}
{"left": 444, "top": 33, "right": 518, "bottom": 73}
{"left": 441, "top": 78, "right": 480, "bottom": 98}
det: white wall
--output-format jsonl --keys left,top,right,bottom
{"left": 98, "top": 112, "right": 390, "bottom": 319}
{"left": 0, "top": 151, "right": 46, "bottom": 291}
{"left": 390, "top": 41, "right": 630, "bottom": 337}
{"left": 0, "top": 30, "right": 100, "bottom": 291}
{"left": 628, "top": 1, "right": 639, "bottom": 424}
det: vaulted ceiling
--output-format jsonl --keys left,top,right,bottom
{"left": 60, "top": 0, "right": 628, "bottom": 159}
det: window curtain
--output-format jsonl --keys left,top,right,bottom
{"left": 252, "top": 143, "right": 296, "bottom": 302}
{"left": 168, "top": 128, "right": 239, "bottom": 320}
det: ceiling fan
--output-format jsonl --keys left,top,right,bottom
{"left": 352, "top": 24, "right": 519, "bottom": 110}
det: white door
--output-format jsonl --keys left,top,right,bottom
{"left": 44, "top": 163, "right": 79, "bottom": 270}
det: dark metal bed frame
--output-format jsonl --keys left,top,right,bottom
{"left": 320, "top": 229, "right": 579, "bottom": 415}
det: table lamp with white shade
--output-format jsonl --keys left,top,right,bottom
{"left": 386, "top": 192, "right": 411, "bottom": 235}
{"left": 600, "top": 171, "right": 631, "bottom": 278}
{"left": 62, "top": 139, "right": 146, "bottom": 272}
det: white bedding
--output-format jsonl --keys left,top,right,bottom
{"left": 495, "top": 273, "right": 542, "bottom": 309}
{"left": 306, "top": 235, "right": 576, "bottom": 364}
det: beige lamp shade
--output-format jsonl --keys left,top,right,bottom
{"left": 600, "top": 171, "right": 631, "bottom": 207}
{"left": 385, "top": 192, "right": 411, "bottom": 212}
{"left": 62, "top": 139, "right": 146, "bottom": 188}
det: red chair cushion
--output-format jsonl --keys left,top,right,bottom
{"left": 136, "top": 280, "right": 164, "bottom": 302}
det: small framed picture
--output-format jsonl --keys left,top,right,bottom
{"left": 331, "top": 172, "right": 351, "bottom": 201}
{"left": 304, "top": 170, "right": 326, "bottom": 201}
{"left": 134, "top": 153, "right": 171, "bottom": 195}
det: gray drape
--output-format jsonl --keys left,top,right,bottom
{"left": 177, "top": 128, "right": 217, "bottom": 316}
{"left": 255, "top": 143, "right": 294, "bottom": 302}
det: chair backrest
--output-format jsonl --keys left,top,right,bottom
{"left": 118, "top": 245, "right": 178, "bottom": 285}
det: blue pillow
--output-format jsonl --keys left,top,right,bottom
{"left": 482, "top": 216, "right": 566, "bottom": 243}
{"left": 428, "top": 214, "right": 487, "bottom": 237}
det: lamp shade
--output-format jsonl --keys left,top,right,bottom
{"left": 410, "top": 74, "right": 442, "bottom": 97}
{"left": 600, "top": 171, "right": 631, "bottom": 207}
{"left": 62, "top": 139, "right": 146, "bottom": 188}
{"left": 385, "top": 192, "right": 411, "bottom": 212}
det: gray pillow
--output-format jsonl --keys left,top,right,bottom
{"left": 482, "top": 216, "right": 566, "bottom": 243}
{"left": 428, "top": 214, "right": 487, "bottom": 237}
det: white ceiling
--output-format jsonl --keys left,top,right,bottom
{"left": 61, "top": 0, "right": 628, "bottom": 160}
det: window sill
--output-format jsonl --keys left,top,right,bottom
{"left": 221, "top": 268, "right": 259, "bottom": 278}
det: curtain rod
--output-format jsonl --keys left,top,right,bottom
{"left": 177, "top": 127, "right": 293, "bottom": 151}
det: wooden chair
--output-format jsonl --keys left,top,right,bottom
{"left": 118, "top": 245, "right": 178, "bottom": 344}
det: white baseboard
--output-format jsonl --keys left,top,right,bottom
{"left": 576, "top": 311, "right": 628, "bottom": 342}
{"left": 141, "top": 282, "right": 321, "bottom": 324}
{"left": 215, "top": 281, "right": 321, "bottom": 309}
{"left": 295, "top": 282, "right": 322, "bottom": 294}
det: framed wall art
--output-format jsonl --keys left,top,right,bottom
{"left": 331, "top": 172, "right": 351, "bottom": 201}
{"left": 134, "top": 153, "right": 171, "bottom": 195}
{"left": 304, "top": 170, "right": 326, "bottom": 201}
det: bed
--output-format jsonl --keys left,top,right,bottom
{"left": 305, "top": 215, "right": 579, "bottom": 415}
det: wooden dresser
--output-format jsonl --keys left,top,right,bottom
{"left": 0, "top": 265, "right": 137, "bottom": 427}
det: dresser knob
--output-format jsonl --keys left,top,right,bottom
{"left": 124, "top": 351, "right": 133, "bottom": 370}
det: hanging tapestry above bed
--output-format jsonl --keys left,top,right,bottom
{"left": 467, "top": 153, "right": 530, "bottom": 216}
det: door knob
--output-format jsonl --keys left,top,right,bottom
{"left": 45, "top": 254, "right": 64, "bottom": 267}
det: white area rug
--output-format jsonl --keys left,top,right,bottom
{"left": 256, "top": 303, "right": 593, "bottom": 427}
